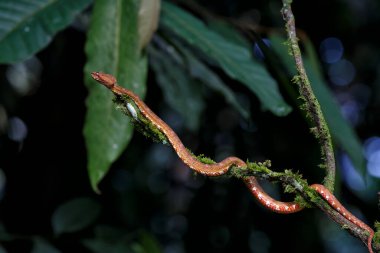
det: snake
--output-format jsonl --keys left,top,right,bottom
{"left": 91, "top": 72, "right": 374, "bottom": 253}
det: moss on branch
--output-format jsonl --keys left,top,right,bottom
{"left": 229, "top": 160, "right": 377, "bottom": 251}
{"left": 281, "top": 0, "right": 336, "bottom": 192}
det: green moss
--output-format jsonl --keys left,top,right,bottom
{"left": 246, "top": 161, "right": 272, "bottom": 174}
{"left": 231, "top": 159, "right": 331, "bottom": 210}
{"left": 196, "top": 154, "right": 216, "bottom": 164}
{"left": 283, "top": 184, "right": 294, "bottom": 193}
{"left": 373, "top": 221, "right": 380, "bottom": 244}
{"left": 291, "top": 74, "right": 301, "bottom": 85}
{"left": 294, "top": 195, "right": 312, "bottom": 208}
{"left": 113, "top": 95, "right": 169, "bottom": 145}
{"left": 139, "top": 114, "right": 169, "bottom": 144}
{"left": 230, "top": 166, "right": 248, "bottom": 178}
{"left": 374, "top": 221, "right": 380, "bottom": 231}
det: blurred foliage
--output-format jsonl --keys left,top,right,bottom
{"left": 51, "top": 197, "right": 101, "bottom": 236}
{"left": 160, "top": 2, "right": 292, "bottom": 117}
{"left": 0, "top": 0, "right": 379, "bottom": 252}
{"left": 0, "top": 0, "right": 92, "bottom": 63}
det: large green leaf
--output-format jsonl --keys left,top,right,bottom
{"left": 84, "top": 0, "right": 147, "bottom": 192}
{"left": 51, "top": 197, "right": 101, "bottom": 235}
{"left": 160, "top": 2, "right": 291, "bottom": 116}
{"left": 0, "top": 0, "right": 91, "bottom": 63}
{"left": 269, "top": 34, "right": 366, "bottom": 174}
{"left": 151, "top": 36, "right": 249, "bottom": 120}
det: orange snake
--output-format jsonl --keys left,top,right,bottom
{"left": 91, "top": 72, "right": 374, "bottom": 253}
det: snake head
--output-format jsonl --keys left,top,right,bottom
{"left": 91, "top": 72, "right": 117, "bottom": 89}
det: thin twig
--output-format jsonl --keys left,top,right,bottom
{"left": 280, "top": 0, "right": 336, "bottom": 192}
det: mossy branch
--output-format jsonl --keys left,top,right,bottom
{"left": 230, "top": 162, "right": 378, "bottom": 251}
{"left": 281, "top": 1, "right": 336, "bottom": 192}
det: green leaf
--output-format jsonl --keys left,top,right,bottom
{"left": 160, "top": 2, "right": 291, "bottom": 116}
{"left": 207, "top": 19, "right": 250, "bottom": 48}
{"left": 269, "top": 34, "right": 366, "bottom": 174}
{"left": 84, "top": 0, "right": 147, "bottom": 192}
{"left": 149, "top": 46, "right": 204, "bottom": 131}
{"left": 180, "top": 46, "right": 250, "bottom": 119}
{"left": 0, "top": 0, "right": 91, "bottom": 63}
{"left": 51, "top": 197, "right": 101, "bottom": 235}
{"left": 31, "top": 238, "right": 61, "bottom": 253}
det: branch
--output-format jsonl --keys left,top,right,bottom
{"left": 229, "top": 162, "right": 377, "bottom": 252}
{"left": 280, "top": 0, "right": 336, "bottom": 192}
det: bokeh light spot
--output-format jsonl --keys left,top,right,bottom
{"left": 364, "top": 136, "right": 380, "bottom": 159}
{"left": 364, "top": 136, "right": 380, "bottom": 177}
{"left": 6, "top": 57, "right": 42, "bottom": 96}
{"left": 367, "top": 151, "right": 380, "bottom": 177}
{"left": 320, "top": 37, "right": 344, "bottom": 63}
{"left": 328, "top": 59, "right": 356, "bottom": 86}
{"left": 340, "top": 153, "right": 365, "bottom": 191}
{"left": 7, "top": 117, "right": 28, "bottom": 142}
{"left": 340, "top": 100, "right": 360, "bottom": 126}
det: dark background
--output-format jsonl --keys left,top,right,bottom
{"left": 0, "top": 0, "right": 379, "bottom": 252}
